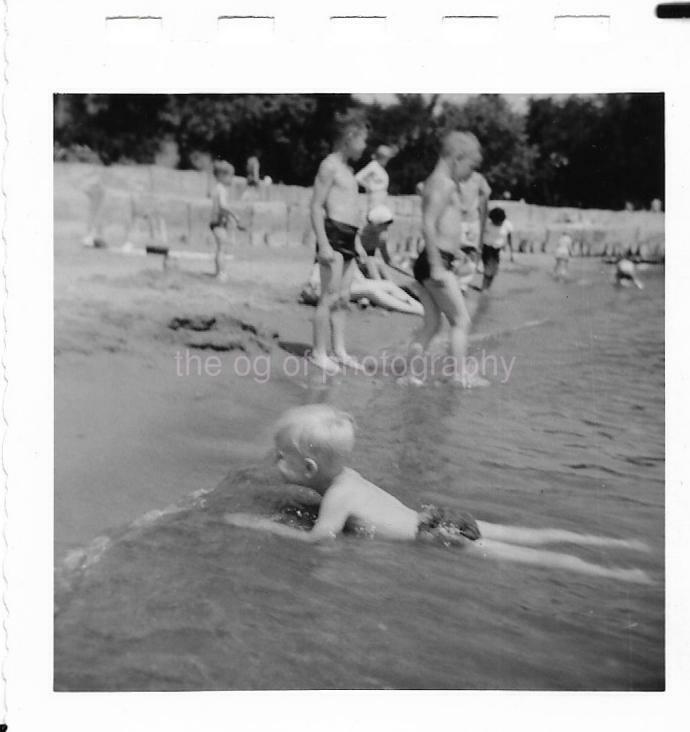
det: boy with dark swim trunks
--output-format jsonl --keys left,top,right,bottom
{"left": 224, "top": 405, "right": 651, "bottom": 583}
{"left": 209, "top": 160, "right": 244, "bottom": 281}
{"left": 411, "top": 131, "right": 489, "bottom": 387}
{"left": 310, "top": 111, "right": 369, "bottom": 374}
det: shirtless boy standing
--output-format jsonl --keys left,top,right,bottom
{"left": 310, "top": 111, "right": 368, "bottom": 374}
{"left": 411, "top": 131, "right": 488, "bottom": 386}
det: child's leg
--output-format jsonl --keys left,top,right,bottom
{"left": 312, "top": 256, "right": 343, "bottom": 369}
{"left": 307, "top": 261, "right": 320, "bottom": 290}
{"left": 410, "top": 284, "right": 442, "bottom": 352}
{"left": 331, "top": 259, "right": 360, "bottom": 365}
{"left": 212, "top": 227, "right": 229, "bottom": 278}
{"left": 426, "top": 274, "right": 477, "bottom": 383}
{"left": 352, "top": 281, "right": 424, "bottom": 316}
{"left": 380, "top": 281, "right": 425, "bottom": 314}
{"left": 475, "top": 540, "right": 651, "bottom": 584}
{"left": 477, "top": 522, "right": 649, "bottom": 552}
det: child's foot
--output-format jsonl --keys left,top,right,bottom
{"left": 332, "top": 352, "right": 365, "bottom": 372}
{"left": 450, "top": 373, "right": 491, "bottom": 389}
{"left": 306, "top": 352, "right": 341, "bottom": 376}
{"left": 407, "top": 341, "right": 425, "bottom": 358}
{"left": 396, "top": 375, "right": 425, "bottom": 387}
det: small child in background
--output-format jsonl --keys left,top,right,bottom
{"left": 224, "top": 405, "right": 651, "bottom": 584}
{"left": 209, "top": 160, "right": 244, "bottom": 282}
{"left": 355, "top": 144, "right": 396, "bottom": 211}
{"left": 456, "top": 169, "right": 492, "bottom": 291}
{"left": 553, "top": 231, "right": 573, "bottom": 280}
{"left": 480, "top": 207, "right": 514, "bottom": 290}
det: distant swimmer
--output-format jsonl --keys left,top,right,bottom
{"left": 409, "top": 131, "right": 488, "bottom": 387}
{"left": 614, "top": 257, "right": 644, "bottom": 289}
{"left": 553, "top": 231, "right": 573, "bottom": 281}
{"left": 224, "top": 405, "right": 651, "bottom": 584}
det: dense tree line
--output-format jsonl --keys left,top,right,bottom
{"left": 54, "top": 93, "right": 663, "bottom": 209}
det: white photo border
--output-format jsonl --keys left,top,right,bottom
{"left": 3, "top": 0, "right": 689, "bottom": 730}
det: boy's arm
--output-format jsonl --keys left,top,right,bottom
{"left": 225, "top": 486, "right": 352, "bottom": 543}
{"left": 354, "top": 233, "right": 368, "bottom": 263}
{"left": 311, "top": 159, "right": 336, "bottom": 263}
{"left": 478, "top": 175, "right": 491, "bottom": 248}
{"left": 422, "top": 181, "right": 451, "bottom": 282}
{"left": 506, "top": 228, "right": 514, "bottom": 261}
{"left": 354, "top": 161, "right": 375, "bottom": 189}
{"left": 226, "top": 210, "right": 247, "bottom": 231}
{"left": 224, "top": 513, "right": 326, "bottom": 542}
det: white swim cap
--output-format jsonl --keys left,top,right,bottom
{"left": 367, "top": 205, "right": 394, "bottom": 225}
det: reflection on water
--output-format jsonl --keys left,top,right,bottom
{"left": 55, "top": 262, "right": 664, "bottom": 690}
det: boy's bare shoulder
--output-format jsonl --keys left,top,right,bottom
{"left": 326, "top": 468, "right": 374, "bottom": 498}
{"left": 423, "top": 171, "right": 455, "bottom": 203}
{"left": 425, "top": 170, "right": 454, "bottom": 192}
{"left": 318, "top": 154, "right": 341, "bottom": 175}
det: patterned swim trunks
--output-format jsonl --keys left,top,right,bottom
{"left": 417, "top": 504, "right": 481, "bottom": 546}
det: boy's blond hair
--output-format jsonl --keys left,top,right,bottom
{"left": 213, "top": 159, "right": 235, "bottom": 179}
{"left": 440, "top": 130, "right": 482, "bottom": 164}
{"left": 275, "top": 404, "right": 355, "bottom": 471}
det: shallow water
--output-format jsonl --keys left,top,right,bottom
{"left": 54, "top": 260, "right": 664, "bottom": 690}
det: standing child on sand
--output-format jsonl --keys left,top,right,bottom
{"left": 224, "top": 405, "right": 650, "bottom": 584}
{"left": 309, "top": 111, "right": 369, "bottom": 374}
{"left": 209, "top": 160, "right": 244, "bottom": 282}
{"left": 480, "top": 207, "right": 514, "bottom": 291}
{"left": 553, "top": 231, "right": 573, "bottom": 281}
{"left": 410, "top": 131, "right": 488, "bottom": 387}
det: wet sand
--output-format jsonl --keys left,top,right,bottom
{"left": 55, "top": 229, "right": 445, "bottom": 559}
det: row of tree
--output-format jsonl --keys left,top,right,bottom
{"left": 54, "top": 93, "right": 664, "bottom": 210}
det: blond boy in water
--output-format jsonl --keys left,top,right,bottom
{"left": 411, "top": 131, "right": 487, "bottom": 386}
{"left": 224, "top": 405, "right": 650, "bottom": 584}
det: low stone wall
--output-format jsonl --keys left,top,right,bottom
{"left": 54, "top": 162, "right": 665, "bottom": 260}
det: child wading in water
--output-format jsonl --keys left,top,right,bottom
{"left": 309, "top": 111, "right": 369, "bottom": 375}
{"left": 480, "top": 206, "right": 514, "bottom": 290}
{"left": 209, "top": 160, "right": 244, "bottom": 282}
{"left": 225, "top": 405, "right": 650, "bottom": 584}
{"left": 410, "top": 131, "right": 488, "bottom": 387}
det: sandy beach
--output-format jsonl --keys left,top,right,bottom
{"left": 54, "top": 215, "right": 666, "bottom": 692}
{"left": 55, "top": 226, "right": 436, "bottom": 559}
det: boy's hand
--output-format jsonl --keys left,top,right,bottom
{"left": 429, "top": 264, "right": 448, "bottom": 286}
{"left": 317, "top": 246, "right": 336, "bottom": 264}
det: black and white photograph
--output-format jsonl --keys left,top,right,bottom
{"left": 52, "top": 91, "right": 665, "bottom": 691}
{"left": 5, "top": 2, "right": 690, "bottom": 729}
